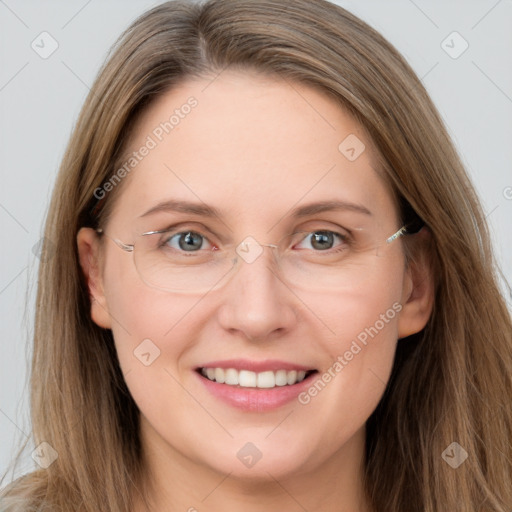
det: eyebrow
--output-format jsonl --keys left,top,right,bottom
{"left": 140, "top": 199, "right": 372, "bottom": 219}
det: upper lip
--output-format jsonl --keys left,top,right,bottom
{"left": 196, "top": 359, "right": 316, "bottom": 372}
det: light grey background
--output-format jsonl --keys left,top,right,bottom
{"left": 1, "top": 0, "right": 511, "bottom": 483}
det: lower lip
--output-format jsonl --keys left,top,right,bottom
{"left": 196, "top": 371, "right": 317, "bottom": 412}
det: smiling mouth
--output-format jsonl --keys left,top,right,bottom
{"left": 197, "top": 367, "right": 318, "bottom": 389}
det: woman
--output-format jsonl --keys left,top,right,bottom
{"left": 1, "top": 0, "right": 511, "bottom": 510}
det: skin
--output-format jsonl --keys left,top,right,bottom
{"left": 78, "top": 70, "right": 434, "bottom": 512}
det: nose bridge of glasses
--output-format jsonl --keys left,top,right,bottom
{"left": 255, "top": 241, "right": 279, "bottom": 255}
{"left": 233, "top": 236, "right": 281, "bottom": 267}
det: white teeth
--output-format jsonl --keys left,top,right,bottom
{"left": 275, "top": 370, "right": 288, "bottom": 386}
{"left": 201, "top": 367, "right": 312, "bottom": 388}
{"left": 257, "top": 371, "right": 275, "bottom": 388}
{"left": 224, "top": 368, "right": 239, "bottom": 385}
{"left": 214, "top": 368, "right": 225, "bottom": 384}
{"left": 239, "top": 370, "right": 257, "bottom": 387}
{"left": 286, "top": 370, "right": 297, "bottom": 385}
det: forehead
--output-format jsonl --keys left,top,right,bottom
{"left": 108, "top": 70, "right": 395, "bottom": 229}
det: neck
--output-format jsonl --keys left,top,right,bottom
{"left": 132, "top": 422, "right": 372, "bottom": 512}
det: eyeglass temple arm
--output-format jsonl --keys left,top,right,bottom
{"left": 95, "top": 228, "right": 134, "bottom": 253}
{"left": 386, "top": 217, "right": 425, "bottom": 244}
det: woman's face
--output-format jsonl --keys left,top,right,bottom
{"left": 79, "top": 70, "right": 427, "bottom": 483}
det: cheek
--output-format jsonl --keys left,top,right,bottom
{"left": 101, "top": 253, "right": 203, "bottom": 376}
{"left": 103, "top": 275, "right": 209, "bottom": 436}
{"left": 312, "top": 250, "right": 404, "bottom": 349}
{"left": 294, "top": 259, "right": 404, "bottom": 448}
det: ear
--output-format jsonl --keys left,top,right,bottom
{"left": 77, "top": 227, "right": 112, "bottom": 329}
{"left": 397, "top": 228, "right": 435, "bottom": 338}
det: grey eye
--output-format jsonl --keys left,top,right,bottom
{"left": 297, "top": 231, "right": 343, "bottom": 251}
{"left": 309, "top": 231, "right": 335, "bottom": 250}
{"left": 166, "top": 231, "right": 209, "bottom": 252}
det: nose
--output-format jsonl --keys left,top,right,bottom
{"left": 216, "top": 245, "right": 297, "bottom": 342}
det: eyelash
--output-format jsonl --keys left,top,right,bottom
{"left": 154, "top": 224, "right": 352, "bottom": 252}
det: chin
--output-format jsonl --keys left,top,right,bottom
{"left": 200, "top": 437, "right": 316, "bottom": 482}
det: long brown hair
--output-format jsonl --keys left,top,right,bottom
{"left": 2, "top": 0, "right": 511, "bottom": 510}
